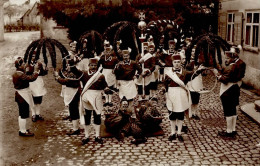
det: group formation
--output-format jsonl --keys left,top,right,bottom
{"left": 12, "top": 35, "right": 246, "bottom": 145}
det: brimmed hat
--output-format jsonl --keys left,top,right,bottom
{"left": 89, "top": 58, "right": 98, "bottom": 64}
{"left": 225, "top": 51, "right": 235, "bottom": 58}
{"left": 172, "top": 54, "right": 181, "bottom": 61}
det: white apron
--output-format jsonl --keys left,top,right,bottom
{"left": 82, "top": 90, "right": 103, "bottom": 114}
{"left": 79, "top": 69, "right": 103, "bottom": 125}
{"left": 16, "top": 88, "right": 35, "bottom": 112}
{"left": 118, "top": 80, "right": 137, "bottom": 100}
{"left": 63, "top": 86, "right": 78, "bottom": 106}
{"left": 102, "top": 68, "right": 116, "bottom": 87}
{"left": 165, "top": 70, "right": 192, "bottom": 117}
{"left": 166, "top": 87, "right": 190, "bottom": 112}
{"left": 29, "top": 76, "right": 47, "bottom": 97}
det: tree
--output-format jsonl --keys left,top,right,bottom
{"left": 38, "top": 0, "right": 219, "bottom": 41}
{"left": 0, "top": 0, "right": 9, "bottom": 42}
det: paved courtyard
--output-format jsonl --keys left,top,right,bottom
{"left": 8, "top": 81, "right": 259, "bottom": 166}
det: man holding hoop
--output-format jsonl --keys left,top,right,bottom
{"left": 213, "top": 50, "right": 246, "bottom": 138}
{"left": 13, "top": 57, "right": 39, "bottom": 136}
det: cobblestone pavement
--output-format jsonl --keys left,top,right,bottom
{"left": 23, "top": 83, "right": 259, "bottom": 166}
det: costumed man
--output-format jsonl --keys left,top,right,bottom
{"left": 186, "top": 46, "right": 203, "bottom": 120}
{"left": 99, "top": 40, "right": 119, "bottom": 107}
{"left": 157, "top": 35, "right": 165, "bottom": 82}
{"left": 149, "top": 43, "right": 159, "bottom": 97}
{"left": 60, "top": 41, "right": 80, "bottom": 120}
{"left": 114, "top": 46, "right": 142, "bottom": 113}
{"left": 25, "top": 52, "right": 48, "bottom": 122}
{"left": 54, "top": 59, "right": 81, "bottom": 136}
{"left": 136, "top": 42, "right": 148, "bottom": 100}
{"left": 137, "top": 43, "right": 156, "bottom": 100}
{"left": 75, "top": 58, "right": 109, "bottom": 145}
{"left": 116, "top": 40, "right": 123, "bottom": 61}
{"left": 213, "top": 50, "right": 246, "bottom": 138}
{"left": 77, "top": 39, "right": 94, "bottom": 71}
{"left": 159, "top": 40, "right": 177, "bottom": 79}
{"left": 105, "top": 96, "right": 146, "bottom": 145}
{"left": 135, "top": 97, "right": 162, "bottom": 135}
{"left": 161, "top": 54, "right": 204, "bottom": 142}
{"left": 13, "top": 57, "right": 39, "bottom": 136}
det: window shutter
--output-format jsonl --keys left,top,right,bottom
{"left": 218, "top": 13, "right": 227, "bottom": 40}
{"left": 234, "top": 12, "right": 243, "bottom": 45}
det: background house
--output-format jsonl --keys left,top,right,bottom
{"left": 218, "top": 0, "right": 260, "bottom": 90}
{"left": 17, "top": 2, "right": 40, "bottom": 26}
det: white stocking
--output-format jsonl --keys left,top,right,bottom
{"left": 19, "top": 117, "right": 27, "bottom": 133}
{"left": 108, "top": 95, "right": 112, "bottom": 103}
{"left": 83, "top": 125, "right": 90, "bottom": 138}
{"left": 226, "top": 116, "right": 233, "bottom": 133}
{"left": 232, "top": 115, "right": 237, "bottom": 132}
{"left": 176, "top": 120, "right": 183, "bottom": 135}
{"left": 72, "top": 120, "right": 79, "bottom": 131}
{"left": 94, "top": 124, "right": 100, "bottom": 137}
{"left": 170, "top": 120, "right": 176, "bottom": 135}
{"left": 35, "top": 104, "right": 41, "bottom": 115}
{"left": 105, "top": 94, "right": 109, "bottom": 103}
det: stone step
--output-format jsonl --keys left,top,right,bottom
{"left": 241, "top": 103, "right": 260, "bottom": 124}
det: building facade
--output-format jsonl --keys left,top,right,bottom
{"left": 218, "top": 0, "right": 260, "bottom": 89}
{"left": 17, "top": 2, "right": 40, "bottom": 26}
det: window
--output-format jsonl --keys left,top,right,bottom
{"left": 245, "top": 12, "right": 259, "bottom": 47}
{"left": 227, "top": 13, "right": 235, "bottom": 42}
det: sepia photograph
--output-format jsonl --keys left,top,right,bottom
{"left": 0, "top": 0, "right": 259, "bottom": 165}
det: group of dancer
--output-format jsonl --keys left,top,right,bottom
{"left": 13, "top": 35, "right": 245, "bottom": 145}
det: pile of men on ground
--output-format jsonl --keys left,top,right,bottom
{"left": 12, "top": 35, "right": 246, "bottom": 145}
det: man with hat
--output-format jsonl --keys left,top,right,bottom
{"left": 73, "top": 58, "right": 109, "bottom": 144}
{"left": 54, "top": 58, "right": 81, "bottom": 136}
{"left": 213, "top": 50, "right": 246, "bottom": 138}
{"left": 25, "top": 52, "right": 48, "bottom": 122}
{"left": 77, "top": 39, "right": 95, "bottom": 71}
{"left": 99, "top": 40, "right": 119, "bottom": 107}
{"left": 158, "top": 40, "right": 177, "bottom": 79}
{"left": 114, "top": 46, "right": 142, "bottom": 113}
{"left": 13, "top": 57, "right": 40, "bottom": 136}
{"left": 137, "top": 43, "right": 156, "bottom": 100}
{"left": 161, "top": 54, "right": 204, "bottom": 142}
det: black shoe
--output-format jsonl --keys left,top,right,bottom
{"left": 36, "top": 115, "right": 44, "bottom": 121}
{"left": 116, "top": 132, "right": 125, "bottom": 142}
{"left": 131, "top": 138, "right": 147, "bottom": 145}
{"left": 82, "top": 137, "right": 90, "bottom": 145}
{"left": 232, "top": 131, "right": 237, "bottom": 136}
{"left": 19, "top": 131, "right": 34, "bottom": 137}
{"left": 168, "top": 134, "right": 176, "bottom": 141}
{"left": 182, "top": 126, "right": 188, "bottom": 134}
{"left": 218, "top": 131, "right": 234, "bottom": 138}
{"left": 108, "top": 102, "right": 113, "bottom": 107}
{"left": 66, "top": 129, "right": 80, "bottom": 135}
{"left": 32, "top": 115, "right": 37, "bottom": 122}
{"left": 103, "top": 103, "right": 109, "bottom": 107}
{"left": 177, "top": 134, "right": 184, "bottom": 142}
{"left": 193, "top": 115, "right": 200, "bottom": 120}
{"left": 62, "top": 115, "right": 71, "bottom": 120}
{"left": 95, "top": 137, "right": 103, "bottom": 144}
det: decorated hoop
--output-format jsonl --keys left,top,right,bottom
{"left": 60, "top": 55, "right": 84, "bottom": 80}
{"left": 190, "top": 67, "right": 217, "bottom": 94}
